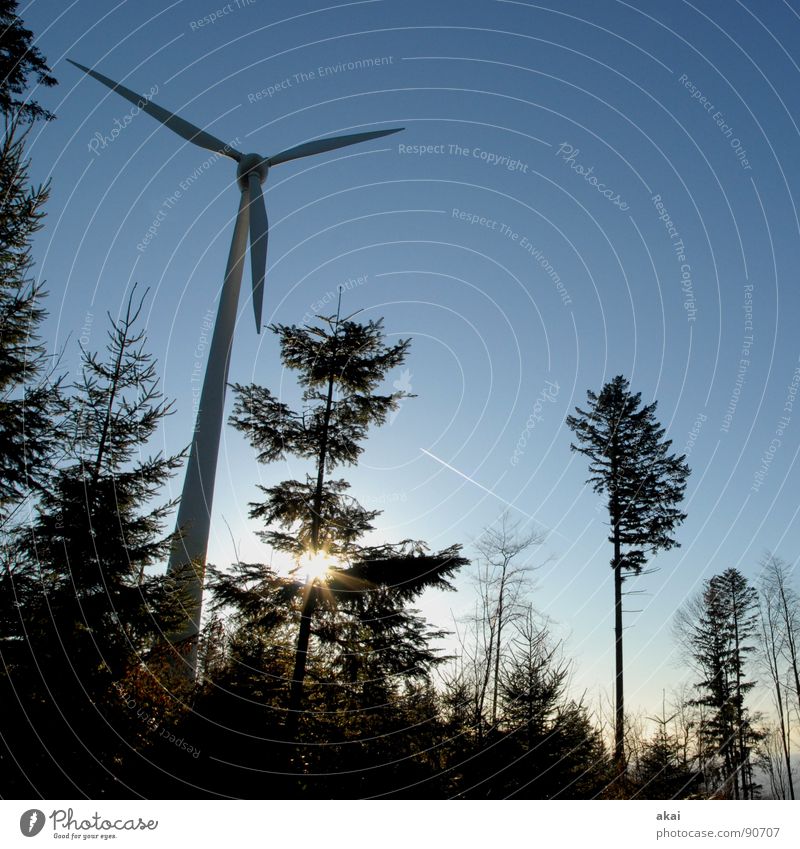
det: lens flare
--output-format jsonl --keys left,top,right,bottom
{"left": 301, "top": 550, "right": 331, "bottom": 582}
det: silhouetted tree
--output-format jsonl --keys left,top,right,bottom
{"left": 675, "top": 568, "right": 761, "bottom": 799}
{"left": 441, "top": 598, "right": 614, "bottom": 799}
{"left": 758, "top": 555, "right": 800, "bottom": 756}
{"left": 1, "top": 289, "right": 189, "bottom": 795}
{"left": 0, "top": 0, "right": 57, "bottom": 122}
{"left": 566, "top": 375, "right": 689, "bottom": 770}
{"left": 227, "top": 299, "right": 466, "bottom": 739}
{"left": 632, "top": 693, "right": 700, "bottom": 799}
{"left": 472, "top": 515, "right": 544, "bottom": 729}
{"left": 757, "top": 555, "right": 796, "bottom": 799}
{"left": 0, "top": 122, "right": 62, "bottom": 526}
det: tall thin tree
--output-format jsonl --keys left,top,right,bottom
{"left": 757, "top": 553, "right": 798, "bottom": 798}
{"left": 566, "top": 375, "right": 689, "bottom": 769}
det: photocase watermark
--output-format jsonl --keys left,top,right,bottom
{"left": 19, "top": 809, "right": 45, "bottom": 837}
{"left": 113, "top": 681, "right": 201, "bottom": 759}
{"left": 20, "top": 808, "right": 159, "bottom": 836}
{"left": 678, "top": 73, "right": 753, "bottom": 171}
{"left": 136, "top": 139, "right": 240, "bottom": 253}
{"left": 651, "top": 193, "right": 696, "bottom": 322}
{"left": 555, "top": 143, "right": 629, "bottom": 211}
{"left": 751, "top": 357, "right": 800, "bottom": 493}
{"left": 248, "top": 56, "right": 394, "bottom": 102}
{"left": 301, "top": 275, "right": 368, "bottom": 324}
{"left": 398, "top": 141, "right": 529, "bottom": 173}
{"left": 87, "top": 84, "right": 158, "bottom": 157}
{"left": 720, "top": 284, "right": 753, "bottom": 433}
{"left": 510, "top": 379, "right": 560, "bottom": 466}
{"left": 191, "top": 308, "right": 216, "bottom": 428}
{"left": 451, "top": 209, "right": 572, "bottom": 306}
{"left": 189, "top": 0, "right": 255, "bottom": 31}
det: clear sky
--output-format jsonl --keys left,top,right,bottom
{"left": 19, "top": 0, "right": 800, "bottom": 720}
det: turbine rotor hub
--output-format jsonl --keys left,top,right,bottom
{"left": 237, "top": 153, "right": 268, "bottom": 189}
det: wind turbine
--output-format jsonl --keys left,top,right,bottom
{"left": 69, "top": 60, "right": 403, "bottom": 674}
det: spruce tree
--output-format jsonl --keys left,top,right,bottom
{"left": 0, "top": 123, "right": 61, "bottom": 525}
{"left": 225, "top": 297, "right": 467, "bottom": 738}
{"left": 0, "top": 0, "right": 57, "bottom": 122}
{"left": 633, "top": 694, "right": 700, "bottom": 799}
{"left": 0, "top": 15, "right": 64, "bottom": 788}
{"left": 566, "top": 375, "right": 689, "bottom": 770}
{"left": 678, "top": 568, "right": 761, "bottom": 798}
{"left": 2, "top": 289, "right": 188, "bottom": 794}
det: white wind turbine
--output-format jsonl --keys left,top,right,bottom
{"left": 69, "top": 60, "right": 403, "bottom": 673}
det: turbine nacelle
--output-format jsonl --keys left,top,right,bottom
{"left": 237, "top": 153, "right": 269, "bottom": 191}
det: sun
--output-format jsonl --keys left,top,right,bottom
{"left": 300, "top": 550, "right": 332, "bottom": 583}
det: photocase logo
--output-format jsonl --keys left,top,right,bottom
{"left": 19, "top": 809, "right": 45, "bottom": 837}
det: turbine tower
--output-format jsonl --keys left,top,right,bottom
{"left": 69, "top": 60, "right": 403, "bottom": 674}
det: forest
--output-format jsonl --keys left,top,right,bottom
{"left": 2, "top": 1, "right": 800, "bottom": 801}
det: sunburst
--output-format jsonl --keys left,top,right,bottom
{"left": 300, "top": 550, "right": 333, "bottom": 583}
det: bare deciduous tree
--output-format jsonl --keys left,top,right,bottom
{"left": 471, "top": 514, "right": 546, "bottom": 728}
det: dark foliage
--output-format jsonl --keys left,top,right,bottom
{"left": 0, "top": 0, "right": 57, "bottom": 122}
{"left": 0, "top": 291, "right": 191, "bottom": 796}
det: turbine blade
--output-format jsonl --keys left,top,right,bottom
{"left": 68, "top": 59, "right": 242, "bottom": 161}
{"left": 267, "top": 127, "right": 404, "bottom": 166}
{"left": 248, "top": 173, "right": 268, "bottom": 334}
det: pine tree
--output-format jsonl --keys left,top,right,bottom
{"left": 566, "top": 375, "right": 690, "bottom": 770}
{"left": 633, "top": 693, "right": 700, "bottom": 799}
{"left": 225, "top": 298, "right": 467, "bottom": 738}
{"left": 0, "top": 0, "right": 57, "bottom": 123}
{"left": 1, "top": 289, "right": 189, "bottom": 794}
{"left": 0, "top": 122, "right": 62, "bottom": 526}
{"left": 676, "top": 568, "right": 761, "bottom": 798}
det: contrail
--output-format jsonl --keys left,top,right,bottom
{"left": 420, "top": 448, "right": 570, "bottom": 542}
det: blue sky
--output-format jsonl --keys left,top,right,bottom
{"left": 19, "top": 0, "right": 800, "bottom": 718}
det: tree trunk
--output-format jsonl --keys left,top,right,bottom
{"left": 286, "top": 580, "right": 318, "bottom": 738}
{"left": 775, "top": 575, "right": 800, "bottom": 723}
{"left": 309, "top": 366, "right": 336, "bottom": 552}
{"left": 609, "top": 438, "right": 625, "bottom": 774}
{"left": 491, "top": 562, "right": 507, "bottom": 728}
{"left": 614, "top": 548, "right": 625, "bottom": 771}
{"left": 287, "top": 299, "right": 341, "bottom": 737}
{"left": 731, "top": 591, "right": 744, "bottom": 799}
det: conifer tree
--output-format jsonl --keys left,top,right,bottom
{"left": 566, "top": 375, "right": 689, "bottom": 770}
{"left": 0, "top": 122, "right": 61, "bottom": 525}
{"left": 0, "top": 0, "right": 57, "bottom": 123}
{"left": 226, "top": 297, "right": 467, "bottom": 737}
{"left": 633, "top": 694, "right": 700, "bottom": 799}
{"left": 2, "top": 289, "right": 188, "bottom": 794}
{"left": 677, "top": 568, "right": 761, "bottom": 798}
{"left": 0, "top": 16, "right": 64, "bottom": 789}
{"left": 27, "top": 288, "right": 186, "bottom": 673}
